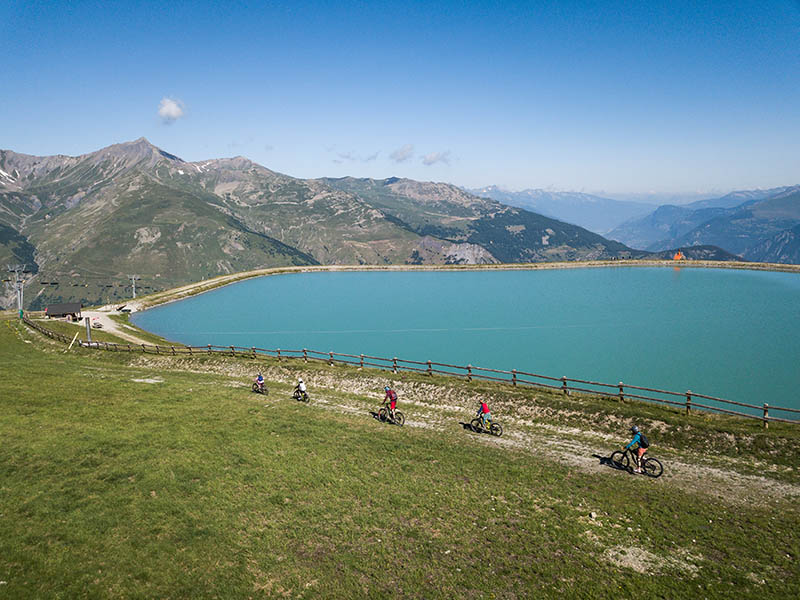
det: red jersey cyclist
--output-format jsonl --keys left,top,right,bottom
{"left": 476, "top": 400, "right": 492, "bottom": 428}
{"left": 384, "top": 386, "right": 398, "bottom": 420}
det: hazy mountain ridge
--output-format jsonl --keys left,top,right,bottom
{"left": 468, "top": 186, "right": 654, "bottom": 234}
{"left": 608, "top": 186, "right": 800, "bottom": 259}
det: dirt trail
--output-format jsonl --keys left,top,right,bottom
{"left": 81, "top": 310, "right": 150, "bottom": 344}
{"left": 127, "top": 355, "right": 800, "bottom": 506}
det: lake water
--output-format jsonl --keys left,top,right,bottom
{"left": 132, "top": 267, "right": 800, "bottom": 413}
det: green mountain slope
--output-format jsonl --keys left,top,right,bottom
{"left": 0, "top": 139, "right": 741, "bottom": 308}
{"left": 324, "top": 177, "right": 636, "bottom": 262}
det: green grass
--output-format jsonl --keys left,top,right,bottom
{"left": 1, "top": 317, "right": 798, "bottom": 598}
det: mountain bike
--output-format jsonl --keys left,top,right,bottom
{"left": 251, "top": 381, "right": 268, "bottom": 395}
{"left": 378, "top": 403, "right": 405, "bottom": 426}
{"left": 609, "top": 448, "right": 663, "bottom": 478}
{"left": 470, "top": 416, "right": 503, "bottom": 437}
{"left": 292, "top": 388, "right": 309, "bottom": 402}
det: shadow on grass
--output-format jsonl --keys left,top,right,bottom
{"left": 370, "top": 410, "right": 403, "bottom": 426}
{"left": 593, "top": 453, "right": 627, "bottom": 472}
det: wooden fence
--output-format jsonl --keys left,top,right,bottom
{"left": 22, "top": 317, "right": 800, "bottom": 427}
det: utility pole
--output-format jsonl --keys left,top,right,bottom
{"left": 7, "top": 264, "right": 30, "bottom": 318}
{"left": 128, "top": 275, "right": 140, "bottom": 298}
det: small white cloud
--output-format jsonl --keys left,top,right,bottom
{"left": 158, "top": 97, "right": 185, "bottom": 123}
{"left": 390, "top": 144, "right": 414, "bottom": 163}
{"left": 422, "top": 151, "right": 451, "bottom": 166}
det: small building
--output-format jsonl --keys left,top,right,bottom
{"left": 45, "top": 302, "right": 83, "bottom": 320}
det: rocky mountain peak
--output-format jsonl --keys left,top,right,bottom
{"left": 93, "top": 138, "right": 184, "bottom": 166}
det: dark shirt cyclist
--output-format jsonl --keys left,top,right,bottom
{"left": 622, "top": 425, "right": 649, "bottom": 474}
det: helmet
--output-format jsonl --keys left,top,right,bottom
{"left": 384, "top": 386, "right": 390, "bottom": 392}
{"left": 298, "top": 378, "right": 303, "bottom": 383}
{"left": 630, "top": 425, "right": 639, "bottom": 434}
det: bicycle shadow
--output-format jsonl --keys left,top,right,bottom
{"left": 593, "top": 453, "right": 625, "bottom": 471}
{"left": 369, "top": 411, "right": 401, "bottom": 426}
{"left": 459, "top": 421, "right": 476, "bottom": 432}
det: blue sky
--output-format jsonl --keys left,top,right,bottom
{"left": 1, "top": 0, "right": 798, "bottom": 195}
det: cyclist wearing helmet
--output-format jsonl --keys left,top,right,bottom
{"left": 384, "top": 386, "right": 398, "bottom": 420}
{"left": 255, "top": 371, "right": 265, "bottom": 391}
{"left": 622, "top": 425, "right": 648, "bottom": 474}
{"left": 292, "top": 377, "right": 308, "bottom": 400}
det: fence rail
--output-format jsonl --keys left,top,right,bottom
{"left": 22, "top": 317, "right": 799, "bottom": 427}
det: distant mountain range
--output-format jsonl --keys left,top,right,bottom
{"left": 607, "top": 186, "right": 800, "bottom": 261}
{"left": 3, "top": 138, "right": 720, "bottom": 309}
{"left": 468, "top": 186, "right": 654, "bottom": 235}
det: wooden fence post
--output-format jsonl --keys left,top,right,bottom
{"left": 127, "top": 344, "right": 131, "bottom": 352}
{"left": 392, "top": 357, "right": 398, "bottom": 373}
{"left": 304, "top": 349, "right": 308, "bottom": 363}
{"left": 188, "top": 346, "right": 193, "bottom": 355}
{"left": 512, "top": 369, "right": 517, "bottom": 387}
{"left": 763, "top": 403, "right": 769, "bottom": 429}
{"left": 561, "top": 376, "right": 568, "bottom": 395}
{"left": 207, "top": 344, "right": 211, "bottom": 355}
{"left": 277, "top": 348, "right": 281, "bottom": 361}
{"left": 252, "top": 346, "right": 256, "bottom": 359}
{"left": 171, "top": 346, "right": 176, "bottom": 355}
{"left": 359, "top": 354, "right": 364, "bottom": 368}
{"left": 155, "top": 345, "right": 160, "bottom": 354}
{"left": 330, "top": 352, "right": 335, "bottom": 366}
{"left": 618, "top": 382, "right": 624, "bottom": 403}
{"left": 230, "top": 345, "right": 235, "bottom": 356}
{"left": 427, "top": 360, "right": 432, "bottom": 376}
{"left": 685, "top": 391, "right": 692, "bottom": 416}
{"left": 467, "top": 365, "right": 472, "bottom": 382}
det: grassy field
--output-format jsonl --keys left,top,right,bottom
{"left": 1, "top": 315, "right": 798, "bottom": 598}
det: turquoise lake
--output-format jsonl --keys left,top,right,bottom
{"left": 132, "top": 267, "right": 800, "bottom": 414}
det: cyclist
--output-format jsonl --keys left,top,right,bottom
{"left": 476, "top": 400, "right": 492, "bottom": 428}
{"left": 622, "top": 425, "right": 649, "bottom": 474}
{"left": 384, "top": 386, "right": 398, "bottom": 421}
{"left": 255, "top": 371, "right": 265, "bottom": 392}
{"left": 294, "top": 377, "right": 307, "bottom": 399}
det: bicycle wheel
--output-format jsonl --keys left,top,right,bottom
{"left": 252, "top": 383, "right": 260, "bottom": 393}
{"left": 378, "top": 407, "right": 388, "bottom": 422}
{"left": 490, "top": 422, "right": 503, "bottom": 437}
{"left": 393, "top": 411, "right": 405, "bottom": 426}
{"left": 642, "top": 457, "right": 663, "bottom": 478}
{"left": 610, "top": 451, "right": 629, "bottom": 471}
